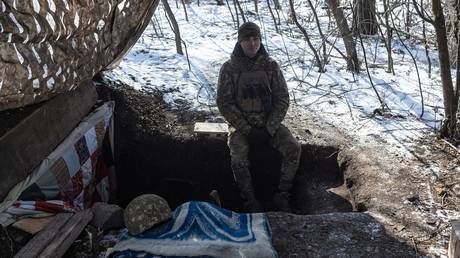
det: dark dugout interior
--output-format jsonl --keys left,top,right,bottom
{"left": 97, "top": 82, "right": 353, "bottom": 214}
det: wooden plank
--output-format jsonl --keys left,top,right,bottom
{"left": 39, "top": 209, "right": 93, "bottom": 258}
{"left": 12, "top": 216, "right": 54, "bottom": 235}
{"left": 0, "top": 81, "right": 98, "bottom": 201}
{"left": 14, "top": 213, "right": 72, "bottom": 258}
{"left": 194, "top": 122, "right": 228, "bottom": 138}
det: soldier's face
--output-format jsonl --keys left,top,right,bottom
{"left": 240, "top": 36, "right": 261, "bottom": 58}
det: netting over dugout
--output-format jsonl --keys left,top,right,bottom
{"left": 0, "top": 0, "right": 159, "bottom": 111}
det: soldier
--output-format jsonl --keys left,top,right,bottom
{"left": 217, "top": 22, "right": 301, "bottom": 212}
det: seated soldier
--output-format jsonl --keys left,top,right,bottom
{"left": 216, "top": 22, "right": 301, "bottom": 212}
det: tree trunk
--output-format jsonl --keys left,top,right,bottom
{"left": 383, "top": 0, "right": 394, "bottom": 74}
{"left": 235, "top": 0, "right": 246, "bottom": 23}
{"left": 353, "top": 0, "right": 377, "bottom": 35}
{"left": 405, "top": 0, "right": 412, "bottom": 39}
{"left": 446, "top": 0, "right": 459, "bottom": 66}
{"left": 267, "top": 0, "right": 279, "bottom": 33}
{"left": 162, "top": 0, "right": 183, "bottom": 55}
{"left": 180, "top": 0, "right": 189, "bottom": 22}
{"left": 326, "top": 0, "right": 360, "bottom": 71}
{"left": 421, "top": 0, "right": 431, "bottom": 78}
{"left": 432, "top": 0, "right": 457, "bottom": 137}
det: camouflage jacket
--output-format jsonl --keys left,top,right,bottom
{"left": 217, "top": 43, "right": 289, "bottom": 136}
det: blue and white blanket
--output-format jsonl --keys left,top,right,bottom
{"left": 108, "top": 201, "right": 278, "bottom": 258}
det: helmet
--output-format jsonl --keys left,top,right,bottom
{"left": 124, "top": 194, "right": 172, "bottom": 235}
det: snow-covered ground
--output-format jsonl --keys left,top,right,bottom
{"left": 106, "top": 0, "right": 458, "bottom": 255}
{"left": 107, "top": 0, "right": 448, "bottom": 153}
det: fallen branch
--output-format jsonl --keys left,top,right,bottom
{"left": 441, "top": 139, "right": 460, "bottom": 155}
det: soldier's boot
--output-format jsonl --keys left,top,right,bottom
{"left": 231, "top": 163, "right": 262, "bottom": 213}
{"left": 275, "top": 164, "right": 296, "bottom": 213}
{"left": 273, "top": 191, "right": 290, "bottom": 212}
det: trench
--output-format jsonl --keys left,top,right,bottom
{"left": 100, "top": 84, "right": 354, "bottom": 214}
{"left": 116, "top": 133, "right": 354, "bottom": 214}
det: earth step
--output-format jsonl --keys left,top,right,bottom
{"left": 268, "top": 211, "right": 417, "bottom": 257}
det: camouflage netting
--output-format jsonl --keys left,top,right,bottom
{"left": 0, "top": 0, "right": 159, "bottom": 111}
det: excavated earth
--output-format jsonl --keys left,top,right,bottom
{"left": 2, "top": 80, "right": 458, "bottom": 257}
{"left": 91, "top": 80, "right": 458, "bottom": 257}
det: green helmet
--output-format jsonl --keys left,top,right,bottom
{"left": 124, "top": 194, "right": 172, "bottom": 235}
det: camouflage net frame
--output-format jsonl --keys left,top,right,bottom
{"left": 0, "top": 0, "right": 159, "bottom": 111}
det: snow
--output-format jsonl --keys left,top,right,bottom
{"left": 106, "top": 0, "right": 448, "bottom": 150}
{"left": 105, "top": 0, "right": 458, "bottom": 254}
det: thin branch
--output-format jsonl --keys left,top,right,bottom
{"left": 288, "top": 0, "right": 324, "bottom": 72}
{"left": 412, "top": 0, "right": 434, "bottom": 24}
{"left": 390, "top": 6, "right": 425, "bottom": 117}
{"left": 350, "top": 2, "right": 386, "bottom": 110}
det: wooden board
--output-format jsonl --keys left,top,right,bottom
{"left": 12, "top": 216, "right": 54, "bottom": 235}
{"left": 14, "top": 210, "right": 93, "bottom": 258}
{"left": 194, "top": 122, "right": 228, "bottom": 138}
{"left": 14, "top": 213, "right": 72, "bottom": 258}
{"left": 39, "top": 210, "right": 93, "bottom": 258}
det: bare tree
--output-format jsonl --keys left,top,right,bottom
{"left": 288, "top": 0, "right": 325, "bottom": 72}
{"left": 273, "top": 0, "right": 281, "bottom": 10}
{"left": 351, "top": 3, "right": 385, "bottom": 110}
{"left": 235, "top": 0, "right": 246, "bottom": 23}
{"left": 389, "top": 6, "right": 424, "bottom": 117}
{"left": 353, "top": 0, "right": 377, "bottom": 35}
{"left": 233, "top": 0, "right": 240, "bottom": 28}
{"left": 446, "top": 0, "right": 459, "bottom": 66}
{"left": 162, "top": 0, "right": 183, "bottom": 55}
{"left": 421, "top": 0, "right": 432, "bottom": 78}
{"left": 225, "top": 0, "right": 237, "bottom": 28}
{"left": 414, "top": 0, "right": 459, "bottom": 138}
{"left": 326, "top": 0, "right": 360, "bottom": 72}
{"left": 180, "top": 0, "right": 189, "bottom": 22}
{"left": 267, "top": 0, "right": 279, "bottom": 33}
{"left": 382, "top": 0, "right": 394, "bottom": 74}
{"left": 307, "top": 0, "right": 328, "bottom": 64}
{"left": 431, "top": 0, "right": 459, "bottom": 138}
{"left": 404, "top": 0, "right": 412, "bottom": 38}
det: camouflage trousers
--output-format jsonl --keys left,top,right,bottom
{"left": 228, "top": 124, "right": 301, "bottom": 200}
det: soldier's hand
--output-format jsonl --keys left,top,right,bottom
{"left": 248, "top": 127, "right": 270, "bottom": 144}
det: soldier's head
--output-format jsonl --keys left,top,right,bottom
{"left": 238, "top": 22, "right": 261, "bottom": 58}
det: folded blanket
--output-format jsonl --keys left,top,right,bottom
{"left": 108, "top": 201, "right": 278, "bottom": 258}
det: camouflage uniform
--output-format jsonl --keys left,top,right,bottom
{"left": 217, "top": 42, "right": 301, "bottom": 211}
